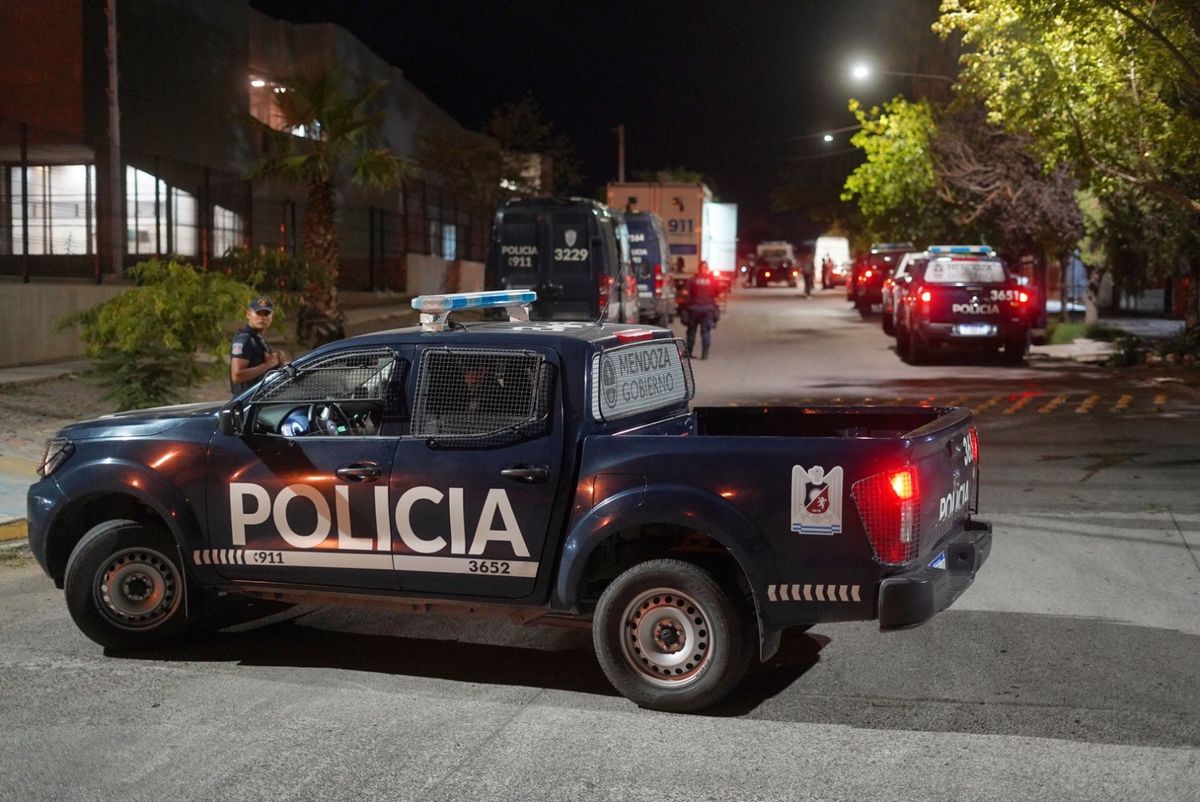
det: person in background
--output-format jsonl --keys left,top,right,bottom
{"left": 802, "top": 254, "right": 816, "bottom": 297}
{"left": 683, "top": 260, "right": 720, "bottom": 360}
{"left": 230, "top": 296, "right": 287, "bottom": 395}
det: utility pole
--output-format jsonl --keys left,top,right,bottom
{"left": 616, "top": 124, "right": 625, "bottom": 183}
{"left": 100, "top": 0, "right": 123, "bottom": 280}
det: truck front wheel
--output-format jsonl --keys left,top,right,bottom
{"left": 593, "top": 559, "right": 752, "bottom": 713}
{"left": 64, "top": 519, "right": 191, "bottom": 651}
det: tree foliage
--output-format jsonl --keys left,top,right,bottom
{"left": 483, "top": 93, "right": 582, "bottom": 194}
{"left": 841, "top": 97, "right": 950, "bottom": 242}
{"left": 245, "top": 68, "right": 411, "bottom": 345}
{"left": 58, "top": 259, "right": 255, "bottom": 409}
{"left": 931, "top": 105, "right": 1084, "bottom": 257}
{"left": 936, "top": 0, "right": 1200, "bottom": 214}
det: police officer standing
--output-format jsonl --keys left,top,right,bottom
{"left": 230, "top": 296, "right": 287, "bottom": 395}
{"left": 683, "top": 260, "right": 720, "bottom": 360}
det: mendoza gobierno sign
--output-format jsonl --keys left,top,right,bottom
{"left": 591, "top": 339, "right": 691, "bottom": 421}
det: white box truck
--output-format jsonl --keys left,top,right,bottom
{"left": 608, "top": 182, "right": 735, "bottom": 288}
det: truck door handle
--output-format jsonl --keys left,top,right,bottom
{"left": 336, "top": 462, "right": 383, "bottom": 482}
{"left": 501, "top": 465, "right": 550, "bottom": 483}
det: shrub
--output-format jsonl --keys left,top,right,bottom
{"left": 59, "top": 259, "right": 256, "bottom": 409}
{"left": 220, "top": 246, "right": 329, "bottom": 326}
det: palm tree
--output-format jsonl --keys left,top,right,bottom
{"left": 247, "top": 68, "right": 408, "bottom": 345}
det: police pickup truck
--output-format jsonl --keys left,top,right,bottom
{"left": 889, "top": 245, "right": 1034, "bottom": 364}
{"left": 28, "top": 291, "right": 991, "bottom": 713}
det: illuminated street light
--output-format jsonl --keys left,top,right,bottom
{"left": 823, "top": 133, "right": 834, "bottom": 143}
{"left": 850, "top": 62, "right": 953, "bottom": 84}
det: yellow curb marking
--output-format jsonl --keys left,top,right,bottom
{"left": 945, "top": 397, "right": 965, "bottom": 407}
{"left": 1112, "top": 394, "right": 1134, "bottom": 412}
{"left": 972, "top": 395, "right": 1002, "bottom": 414}
{"left": 1003, "top": 395, "right": 1034, "bottom": 415}
{"left": 1075, "top": 393, "right": 1101, "bottom": 414}
{"left": 0, "top": 520, "right": 28, "bottom": 542}
{"left": 1153, "top": 393, "right": 1168, "bottom": 411}
{"left": 1037, "top": 394, "right": 1067, "bottom": 414}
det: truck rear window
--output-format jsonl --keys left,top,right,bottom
{"left": 924, "top": 259, "right": 1006, "bottom": 284}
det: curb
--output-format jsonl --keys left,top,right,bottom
{"left": 0, "top": 519, "right": 27, "bottom": 542}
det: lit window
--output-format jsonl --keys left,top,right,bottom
{"left": 213, "top": 205, "right": 244, "bottom": 257}
{"left": 7, "top": 165, "right": 97, "bottom": 255}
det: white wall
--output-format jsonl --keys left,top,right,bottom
{"left": 406, "top": 257, "right": 484, "bottom": 296}
{"left": 0, "top": 282, "right": 127, "bottom": 367}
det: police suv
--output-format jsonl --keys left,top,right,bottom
{"left": 889, "top": 245, "right": 1034, "bottom": 364}
{"left": 29, "top": 291, "right": 991, "bottom": 712}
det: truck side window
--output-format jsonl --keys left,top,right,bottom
{"left": 411, "top": 348, "right": 554, "bottom": 447}
{"left": 248, "top": 349, "right": 405, "bottom": 437}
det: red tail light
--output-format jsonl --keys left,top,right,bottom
{"left": 1016, "top": 290, "right": 1029, "bottom": 304}
{"left": 792, "top": 269, "right": 799, "bottom": 277}
{"left": 653, "top": 263, "right": 665, "bottom": 293}
{"left": 598, "top": 273, "right": 613, "bottom": 306}
{"left": 863, "top": 269, "right": 874, "bottom": 279}
{"left": 968, "top": 426, "right": 979, "bottom": 464}
{"left": 919, "top": 289, "right": 932, "bottom": 303}
{"left": 765, "top": 270, "right": 772, "bottom": 279}
{"left": 852, "top": 467, "right": 920, "bottom": 565}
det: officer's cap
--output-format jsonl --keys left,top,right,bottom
{"left": 248, "top": 296, "right": 274, "bottom": 313}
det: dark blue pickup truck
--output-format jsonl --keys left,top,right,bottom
{"left": 28, "top": 290, "right": 990, "bottom": 712}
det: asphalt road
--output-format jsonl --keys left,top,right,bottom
{"left": 1, "top": 287, "right": 1198, "bottom": 801}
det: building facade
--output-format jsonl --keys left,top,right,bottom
{"left": 0, "top": 0, "right": 491, "bottom": 292}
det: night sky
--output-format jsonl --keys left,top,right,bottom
{"left": 248, "top": 0, "right": 950, "bottom": 243}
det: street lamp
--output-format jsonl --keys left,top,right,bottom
{"left": 822, "top": 133, "right": 834, "bottom": 143}
{"left": 850, "top": 62, "right": 953, "bottom": 84}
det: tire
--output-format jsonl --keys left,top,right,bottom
{"left": 64, "top": 519, "right": 192, "bottom": 651}
{"left": 593, "top": 559, "right": 753, "bottom": 713}
{"left": 896, "top": 327, "right": 910, "bottom": 360}
{"left": 906, "top": 328, "right": 929, "bottom": 364}
{"left": 1003, "top": 338, "right": 1028, "bottom": 364}
{"left": 856, "top": 298, "right": 871, "bottom": 317}
{"left": 882, "top": 308, "right": 895, "bottom": 336}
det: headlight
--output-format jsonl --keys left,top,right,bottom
{"left": 37, "top": 437, "right": 74, "bottom": 477}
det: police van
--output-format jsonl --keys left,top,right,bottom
{"left": 620, "top": 211, "right": 676, "bottom": 326}
{"left": 484, "top": 197, "right": 638, "bottom": 323}
{"left": 28, "top": 290, "right": 991, "bottom": 713}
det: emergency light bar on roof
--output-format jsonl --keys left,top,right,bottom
{"left": 870, "top": 242, "right": 915, "bottom": 253}
{"left": 411, "top": 290, "right": 537, "bottom": 331}
{"left": 928, "top": 245, "right": 995, "bottom": 256}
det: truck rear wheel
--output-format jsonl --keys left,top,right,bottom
{"left": 64, "top": 519, "right": 191, "bottom": 651}
{"left": 593, "top": 559, "right": 752, "bottom": 713}
{"left": 1003, "top": 338, "right": 1028, "bottom": 364}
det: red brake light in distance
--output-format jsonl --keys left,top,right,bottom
{"left": 919, "top": 289, "right": 932, "bottom": 303}
{"left": 864, "top": 269, "right": 873, "bottom": 279}
{"left": 598, "top": 273, "right": 613, "bottom": 306}
{"left": 968, "top": 426, "right": 979, "bottom": 464}
{"left": 653, "top": 263, "right": 665, "bottom": 292}
{"left": 1017, "top": 290, "right": 1029, "bottom": 304}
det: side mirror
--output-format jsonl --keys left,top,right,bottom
{"left": 218, "top": 403, "right": 244, "bottom": 437}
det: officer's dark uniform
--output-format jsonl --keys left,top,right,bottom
{"left": 684, "top": 269, "right": 720, "bottom": 359}
{"left": 230, "top": 323, "right": 271, "bottom": 395}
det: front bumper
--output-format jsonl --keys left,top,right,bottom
{"left": 877, "top": 518, "right": 991, "bottom": 631}
{"left": 26, "top": 476, "right": 64, "bottom": 579}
